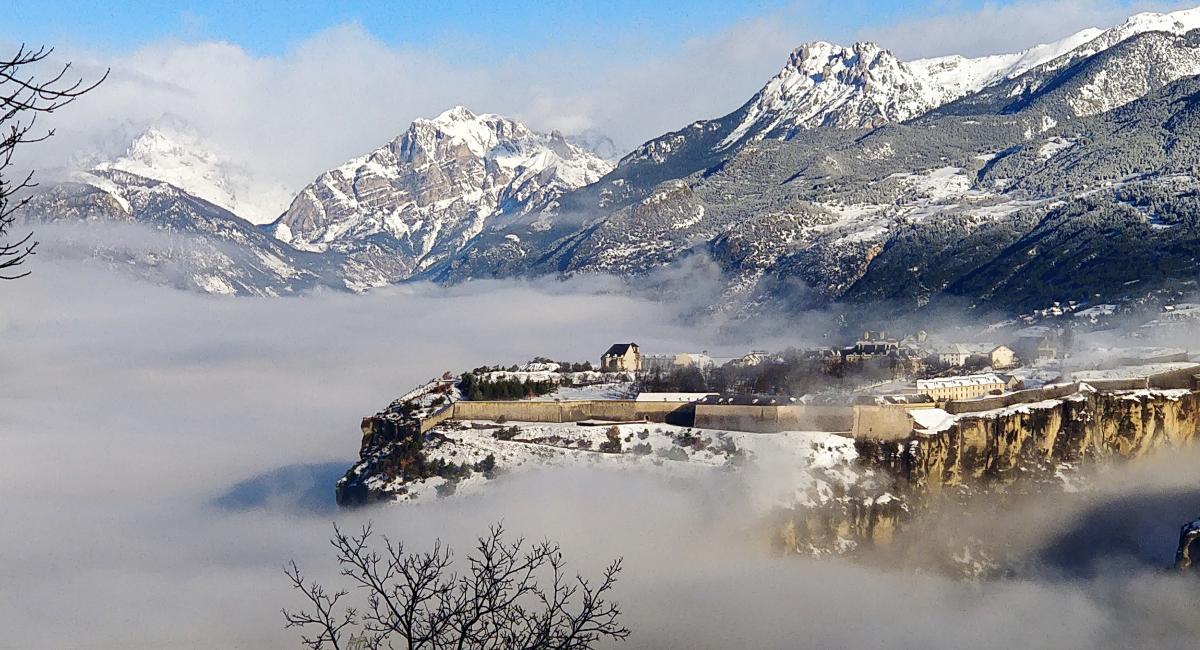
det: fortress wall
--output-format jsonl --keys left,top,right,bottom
{"left": 1149, "top": 368, "right": 1200, "bottom": 389}
{"left": 852, "top": 405, "right": 922, "bottom": 440}
{"left": 452, "top": 401, "right": 576, "bottom": 423}
{"left": 942, "top": 383, "right": 1084, "bottom": 414}
{"left": 419, "top": 404, "right": 457, "bottom": 433}
{"left": 435, "top": 386, "right": 1200, "bottom": 440}
{"left": 1082, "top": 378, "right": 1149, "bottom": 391}
{"left": 445, "top": 400, "right": 914, "bottom": 439}
{"left": 633, "top": 402, "right": 696, "bottom": 424}
{"left": 695, "top": 404, "right": 857, "bottom": 434}
{"left": 694, "top": 404, "right": 782, "bottom": 432}
{"left": 448, "top": 400, "right": 698, "bottom": 425}
{"left": 778, "top": 405, "right": 855, "bottom": 432}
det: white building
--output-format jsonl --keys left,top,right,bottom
{"left": 937, "top": 344, "right": 972, "bottom": 367}
{"left": 601, "top": 343, "right": 641, "bottom": 372}
{"left": 916, "top": 373, "right": 1007, "bottom": 401}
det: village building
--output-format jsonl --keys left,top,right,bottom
{"left": 1012, "top": 326, "right": 1060, "bottom": 363}
{"left": 937, "top": 343, "right": 1016, "bottom": 369}
{"left": 916, "top": 373, "right": 1007, "bottom": 401}
{"left": 674, "top": 352, "right": 715, "bottom": 370}
{"left": 642, "top": 352, "right": 716, "bottom": 373}
{"left": 987, "top": 345, "right": 1017, "bottom": 369}
{"left": 1014, "top": 335, "right": 1057, "bottom": 362}
{"left": 601, "top": 343, "right": 642, "bottom": 372}
{"left": 641, "top": 355, "right": 675, "bottom": 373}
{"left": 843, "top": 331, "right": 901, "bottom": 359}
{"left": 730, "top": 350, "right": 771, "bottom": 367}
{"left": 937, "top": 344, "right": 972, "bottom": 367}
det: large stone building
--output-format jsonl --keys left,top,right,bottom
{"left": 674, "top": 352, "right": 715, "bottom": 370}
{"left": 988, "top": 345, "right": 1016, "bottom": 369}
{"left": 601, "top": 343, "right": 642, "bottom": 372}
{"left": 916, "top": 373, "right": 1007, "bottom": 401}
{"left": 641, "top": 351, "right": 715, "bottom": 373}
{"left": 937, "top": 344, "right": 972, "bottom": 367}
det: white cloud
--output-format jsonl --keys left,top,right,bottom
{"left": 4, "top": 260, "right": 1200, "bottom": 647}
{"left": 10, "top": 16, "right": 805, "bottom": 223}
{"left": 859, "top": 0, "right": 1200, "bottom": 59}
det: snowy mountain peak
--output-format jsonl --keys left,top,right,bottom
{"left": 431, "top": 105, "right": 478, "bottom": 123}
{"left": 271, "top": 108, "right": 614, "bottom": 286}
{"left": 91, "top": 120, "right": 292, "bottom": 224}
{"left": 719, "top": 5, "right": 1200, "bottom": 148}
{"left": 1118, "top": 7, "right": 1200, "bottom": 36}
{"left": 910, "top": 26, "right": 1107, "bottom": 100}
{"left": 1016, "top": 6, "right": 1200, "bottom": 73}
{"left": 784, "top": 40, "right": 900, "bottom": 80}
{"left": 720, "top": 39, "right": 931, "bottom": 146}
{"left": 96, "top": 123, "right": 228, "bottom": 202}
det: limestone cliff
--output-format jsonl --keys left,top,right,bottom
{"left": 885, "top": 389, "right": 1199, "bottom": 492}
{"left": 779, "top": 389, "right": 1200, "bottom": 561}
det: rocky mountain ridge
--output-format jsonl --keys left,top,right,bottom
{"left": 266, "top": 106, "right": 613, "bottom": 290}
{"left": 20, "top": 6, "right": 1200, "bottom": 311}
{"left": 18, "top": 168, "right": 332, "bottom": 295}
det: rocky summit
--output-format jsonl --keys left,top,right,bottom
{"left": 266, "top": 106, "right": 613, "bottom": 291}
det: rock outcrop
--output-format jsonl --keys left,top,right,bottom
{"left": 1176, "top": 517, "right": 1200, "bottom": 570}
{"left": 778, "top": 389, "right": 1200, "bottom": 562}
{"left": 269, "top": 106, "right": 613, "bottom": 290}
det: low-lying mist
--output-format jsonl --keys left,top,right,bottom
{"left": 3, "top": 261, "right": 1199, "bottom": 648}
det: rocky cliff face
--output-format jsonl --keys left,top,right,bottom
{"left": 336, "top": 412, "right": 425, "bottom": 507}
{"left": 269, "top": 106, "right": 613, "bottom": 290}
{"left": 778, "top": 389, "right": 1200, "bottom": 564}
{"left": 890, "top": 389, "right": 1200, "bottom": 492}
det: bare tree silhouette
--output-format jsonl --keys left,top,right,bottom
{"left": 1, "top": 44, "right": 106, "bottom": 279}
{"left": 283, "top": 523, "right": 630, "bottom": 649}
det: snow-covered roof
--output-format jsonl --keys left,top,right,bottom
{"left": 698, "top": 394, "right": 799, "bottom": 406}
{"left": 917, "top": 373, "right": 1005, "bottom": 390}
{"left": 635, "top": 392, "right": 718, "bottom": 403}
{"left": 1071, "top": 362, "right": 1199, "bottom": 381}
{"left": 909, "top": 408, "right": 956, "bottom": 435}
{"left": 939, "top": 344, "right": 972, "bottom": 355}
{"left": 603, "top": 343, "right": 638, "bottom": 356}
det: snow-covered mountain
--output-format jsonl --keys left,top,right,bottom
{"left": 609, "top": 6, "right": 1200, "bottom": 170}
{"left": 17, "top": 168, "right": 331, "bottom": 296}
{"left": 27, "top": 5, "right": 1200, "bottom": 314}
{"left": 266, "top": 106, "right": 613, "bottom": 288}
{"left": 423, "top": 6, "right": 1200, "bottom": 314}
{"left": 94, "top": 121, "right": 293, "bottom": 224}
{"left": 909, "top": 27, "right": 1106, "bottom": 102}
{"left": 939, "top": 27, "right": 1200, "bottom": 120}
{"left": 707, "top": 31, "right": 1105, "bottom": 148}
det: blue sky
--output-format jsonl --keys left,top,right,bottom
{"left": 11, "top": 0, "right": 1010, "bottom": 56}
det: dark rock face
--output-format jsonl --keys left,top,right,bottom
{"left": 335, "top": 414, "right": 424, "bottom": 508}
{"left": 1175, "top": 517, "right": 1200, "bottom": 570}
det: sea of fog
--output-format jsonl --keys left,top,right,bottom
{"left": 3, "top": 262, "right": 1200, "bottom": 648}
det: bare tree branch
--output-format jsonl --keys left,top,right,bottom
{"left": 0, "top": 43, "right": 108, "bottom": 279}
{"left": 284, "top": 522, "right": 630, "bottom": 649}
